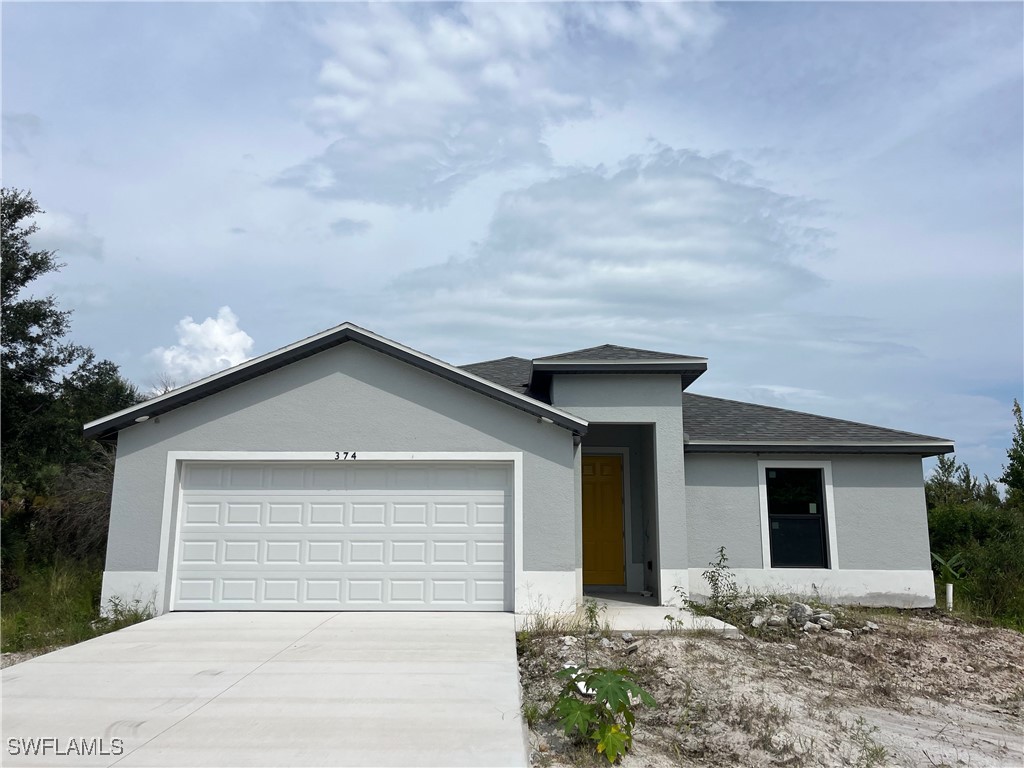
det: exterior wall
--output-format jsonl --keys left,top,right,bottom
{"left": 684, "top": 452, "right": 935, "bottom": 607}
{"left": 685, "top": 454, "right": 763, "bottom": 568}
{"left": 103, "top": 343, "right": 578, "bottom": 613}
{"left": 551, "top": 374, "right": 686, "bottom": 602}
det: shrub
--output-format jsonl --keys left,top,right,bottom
{"left": 928, "top": 502, "right": 1024, "bottom": 629}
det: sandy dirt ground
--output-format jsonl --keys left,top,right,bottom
{"left": 0, "top": 649, "right": 50, "bottom": 669}
{"left": 518, "top": 610, "right": 1024, "bottom": 767}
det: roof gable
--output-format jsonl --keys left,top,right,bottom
{"left": 84, "top": 324, "right": 587, "bottom": 439}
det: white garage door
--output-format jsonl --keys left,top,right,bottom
{"left": 172, "top": 461, "right": 511, "bottom": 611}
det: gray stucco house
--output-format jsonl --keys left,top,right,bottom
{"left": 87, "top": 323, "right": 953, "bottom": 614}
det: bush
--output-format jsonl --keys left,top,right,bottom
{"left": 31, "top": 444, "right": 116, "bottom": 563}
{"left": 928, "top": 502, "right": 1024, "bottom": 630}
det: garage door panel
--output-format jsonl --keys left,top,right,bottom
{"left": 310, "top": 503, "right": 344, "bottom": 525}
{"left": 174, "top": 571, "right": 506, "bottom": 610}
{"left": 174, "top": 461, "right": 510, "bottom": 611}
{"left": 267, "top": 503, "right": 303, "bottom": 525}
{"left": 177, "top": 532, "right": 504, "bottom": 567}
{"left": 180, "top": 540, "right": 218, "bottom": 564}
{"left": 181, "top": 465, "right": 225, "bottom": 490}
{"left": 266, "top": 465, "right": 307, "bottom": 489}
{"left": 223, "top": 540, "right": 260, "bottom": 564}
{"left": 308, "top": 541, "right": 344, "bottom": 563}
{"left": 222, "top": 579, "right": 257, "bottom": 602}
{"left": 225, "top": 503, "right": 261, "bottom": 525}
{"left": 227, "top": 466, "right": 264, "bottom": 489}
{"left": 183, "top": 502, "right": 220, "bottom": 525}
{"left": 351, "top": 503, "right": 387, "bottom": 526}
{"left": 391, "top": 541, "right": 427, "bottom": 564}
{"left": 393, "top": 503, "right": 428, "bottom": 526}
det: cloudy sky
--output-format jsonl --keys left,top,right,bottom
{"left": 3, "top": 2, "right": 1021, "bottom": 481}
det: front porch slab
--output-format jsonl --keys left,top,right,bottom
{"left": 514, "top": 593, "right": 738, "bottom": 635}
{"left": 585, "top": 594, "right": 739, "bottom": 634}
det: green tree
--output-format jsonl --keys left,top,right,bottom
{"left": 1, "top": 188, "right": 86, "bottom": 487}
{"left": 1, "top": 189, "right": 141, "bottom": 579}
{"left": 925, "top": 454, "right": 1000, "bottom": 509}
{"left": 1000, "top": 399, "right": 1024, "bottom": 511}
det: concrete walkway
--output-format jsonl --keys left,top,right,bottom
{"left": 2, "top": 612, "right": 528, "bottom": 767}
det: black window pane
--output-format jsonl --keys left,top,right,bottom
{"left": 766, "top": 468, "right": 825, "bottom": 516}
{"left": 769, "top": 517, "right": 827, "bottom": 568}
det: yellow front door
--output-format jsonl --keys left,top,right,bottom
{"left": 582, "top": 454, "right": 625, "bottom": 586}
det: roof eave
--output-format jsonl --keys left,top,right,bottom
{"left": 532, "top": 359, "right": 707, "bottom": 371}
{"left": 684, "top": 440, "right": 955, "bottom": 457}
{"left": 84, "top": 324, "right": 589, "bottom": 439}
{"left": 531, "top": 359, "right": 708, "bottom": 391}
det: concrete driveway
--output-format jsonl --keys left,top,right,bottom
{"left": 2, "top": 612, "right": 528, "bottom": 767}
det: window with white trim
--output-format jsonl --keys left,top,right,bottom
{"left": 758, "top": 460, "right": 838, "bottom": 569}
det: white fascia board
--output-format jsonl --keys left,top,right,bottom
{"left": 685, "top": 440, "right": 954, "bottom": 453}
{"left": 687, "top": 440, "right": 952, "bottom": 447}
{"left": 533, "top": 359, "right": 707, "bottom": 368}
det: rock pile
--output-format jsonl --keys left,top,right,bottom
{"left": 747, "top": 600, "right": 882, "bottom": 639}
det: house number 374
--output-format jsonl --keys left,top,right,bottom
{"left": 334, "top": 451, "right": 357, "bottom": 460}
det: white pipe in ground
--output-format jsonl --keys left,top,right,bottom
{"left": 946, "top": 582, "right": 954, "bottom": 612}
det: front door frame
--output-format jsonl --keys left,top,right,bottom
{"left": 581, "top": 447, "right": 631, "bottom": 590}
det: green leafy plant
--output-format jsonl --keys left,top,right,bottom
{"left": 553, "top": 665, "right": 656, "bottom": 763}
{"left": 930, "top": 551, "right": 966, "bottom": 582}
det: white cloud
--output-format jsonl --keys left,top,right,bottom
{"left": 277, "top": 3, "right": 721, "bottom": 207}
{"left": 29, "top": 209, "right": 104, "bottom": 261}
{"left": 149, "top": 306, "right": 254, "bottom": 385}
{"left": 379, "top": 145, "right": 831, "bottom": 356}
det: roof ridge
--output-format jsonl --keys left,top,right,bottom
{"left": 536, "top": 343, "right": 705, "bottom": 362}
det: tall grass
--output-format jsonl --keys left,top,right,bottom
{"left": 1, "top": 561, "right": 152, "bottom": 653}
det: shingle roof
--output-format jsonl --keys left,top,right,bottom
{"left": 458, "top": 358, "right": 954, "bottom": 455}
{"left": 460, "top": 356, "right": 533, "bottom": 394}
{"left": 682, "top": 393, "right": 952, "bottom": 447}
{"left": 535, "top": 344, "right": 704, "bottom": 362}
